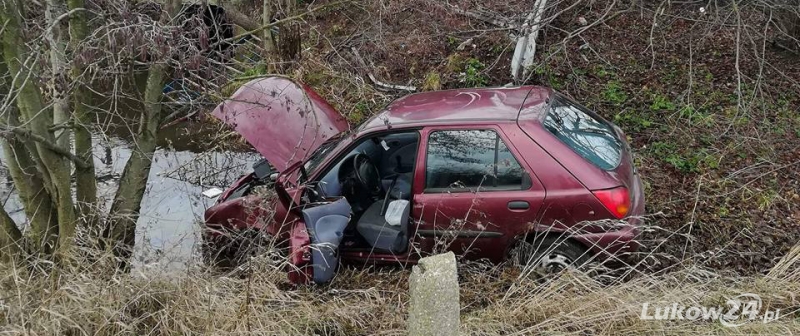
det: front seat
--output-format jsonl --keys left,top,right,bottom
{"left": 381, "top": 172, "right": 412, "bottom": 199}
{"left": 356, "top": 199, "right": 410, "bottom": 254}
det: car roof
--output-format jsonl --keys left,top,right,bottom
{"left": 358, "top": 85, "right": 552, "bottom": 131}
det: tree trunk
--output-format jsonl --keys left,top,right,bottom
{"left": 0, "top": 48, "right": 60, "bottom": 252}
{"left": 0, "top": 139, "right": 60, "bottom": 251}
{"left": 0, "top": 206, "right": 23, "bottom": 263}
{"left": 1, "top": 1, "right": 77, "bottom": 255}
{"left": 46, "top": 0, "right": 71, "bottom": 150}
{"left": 105, "top": 64, "right": 166, "bottom": 262}
{"left": 67, "top": 0, "right": 97, "bottom": 225}
{"left": 225, "top": 7, "right": 260, "bottom": 31}
{"left": 510, "top": 0, "right": 549, "bottom": 83}
{"left": 262, "top": 0, "right": 276, "bottom": 54}
{"left": 104, "top": 0, "right": 180, "bottom": 265}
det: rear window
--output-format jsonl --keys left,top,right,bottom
{"left": 543, "top": 97, "right": 622, "bottom": 170}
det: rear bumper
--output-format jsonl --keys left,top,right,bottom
{"left": 573, "top": 223, "right": 640, "bottom": 258}
{"left": 575, "top": 173, "right": 645, "bottom": 258}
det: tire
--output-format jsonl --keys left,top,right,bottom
{"left": 512, "top": 235, "right": 591, "bottom": 274}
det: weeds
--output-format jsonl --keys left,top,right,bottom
{"left": 614, "top": 111, "right": 654, "bottom": 132}
{"left": 650, "top": 93, "right": 676, "bottom": 111}
{"left": 602, "top": 80, "right": 628, "bottom": 106}
{"left": 460, "top": 58, "right": 489, "bottom": 87}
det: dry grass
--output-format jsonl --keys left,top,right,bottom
{"left": 4, "top": 1, "right": 798, "bottom": 335}
{"left": 1, "top": 244, "right": 798, "bottom": 335}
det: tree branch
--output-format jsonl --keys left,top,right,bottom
{"left": 0, "top": 126, "right": 90, "bottom": 169}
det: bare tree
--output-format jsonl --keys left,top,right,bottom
{"left": 0, "top": 0, "right": 184, "bottom": 263}
{"left": 0, "top": 0, "right": 335, "bottom": 266}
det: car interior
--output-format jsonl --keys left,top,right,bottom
{"left": 310, "top": 131, "right": 419, "bottom": 254}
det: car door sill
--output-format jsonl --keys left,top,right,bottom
{"left": 416, "top": 230, "right": 504, "bottom": 238}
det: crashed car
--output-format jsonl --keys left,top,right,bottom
{"left": 203, "top": 76, "right": 645, "bottom": 284}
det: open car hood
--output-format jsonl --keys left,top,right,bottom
{"left": 211, "top": 77, "right": 349, "bottom": 171}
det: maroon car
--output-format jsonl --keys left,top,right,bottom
{"left": 203, "top": 77, "right": 644, "bottom": 284}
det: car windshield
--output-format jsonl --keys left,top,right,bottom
{"left": 303, "top": 134, "right": 348, "bottom": 174}
{"left": 303, "top": 114, "right": 381, "bottom": 175}
{"left": 542, "top": 95, "right": 622, "bottom": 170}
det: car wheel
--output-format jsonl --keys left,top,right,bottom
{"left": 512, "top": 235, "right": 590, "bottom": 274}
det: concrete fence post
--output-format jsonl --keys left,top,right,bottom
{"left": 408, "top": 251, "right": 460, "bottom": 336}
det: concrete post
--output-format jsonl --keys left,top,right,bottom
{"left": 408, "top": 252, "right": 460, "bottom": 336}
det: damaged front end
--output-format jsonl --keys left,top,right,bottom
{"left": 203, "top": 76, "right": 352, "bottom": 284}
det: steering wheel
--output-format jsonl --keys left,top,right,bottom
{"left": 352, "top": 153, "right": 382, "bottom": 196}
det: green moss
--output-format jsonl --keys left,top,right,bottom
{"left": 532, "top": 65, "right": 565, "bottom": 90}
{"left": 650, "top": 142, "right": 719, "bottom": 174}
{"left": 447, "top": 35, "right": 459, "bottom": 47}
{"left": 348, "top": 101, "right": 370, "bottom": 124}
{"left": 592, "top": 65, "right": 613, "bottom": 79}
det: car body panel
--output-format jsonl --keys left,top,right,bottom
{"left": 515, "top": 95, "right": 644, "bottom": 256}
{"left": 287, "top": 221, "right": 312, "bottom": 283}
{"left": 211, "top": 77, "right": 349, "bottom": 171}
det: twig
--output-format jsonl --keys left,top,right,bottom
{"left": 44, "top": 8, "right": 87, "bottom": 38}
{"left": 772, "top": 41, "right": 800, "bottom": 55}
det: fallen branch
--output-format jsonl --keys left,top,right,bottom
{"left": 350, "top": 47, "right": 416, "bottom": 92}
{"left": 772, "top": 40, "right": 800, "bottom": 55}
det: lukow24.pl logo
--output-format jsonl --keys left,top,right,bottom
{"left": 640, "top": 293, "right": 782, "bottom": 327}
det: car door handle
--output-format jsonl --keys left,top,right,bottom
{"left": 507, "top": 201, "right": 529, "bottom": 210}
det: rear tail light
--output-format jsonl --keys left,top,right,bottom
{"left": 592, "top": 187, "right": 630, "bottom": 219}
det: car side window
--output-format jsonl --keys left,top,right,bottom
{"left": 425, "top": 129, "right": 529, "bottom": 192}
